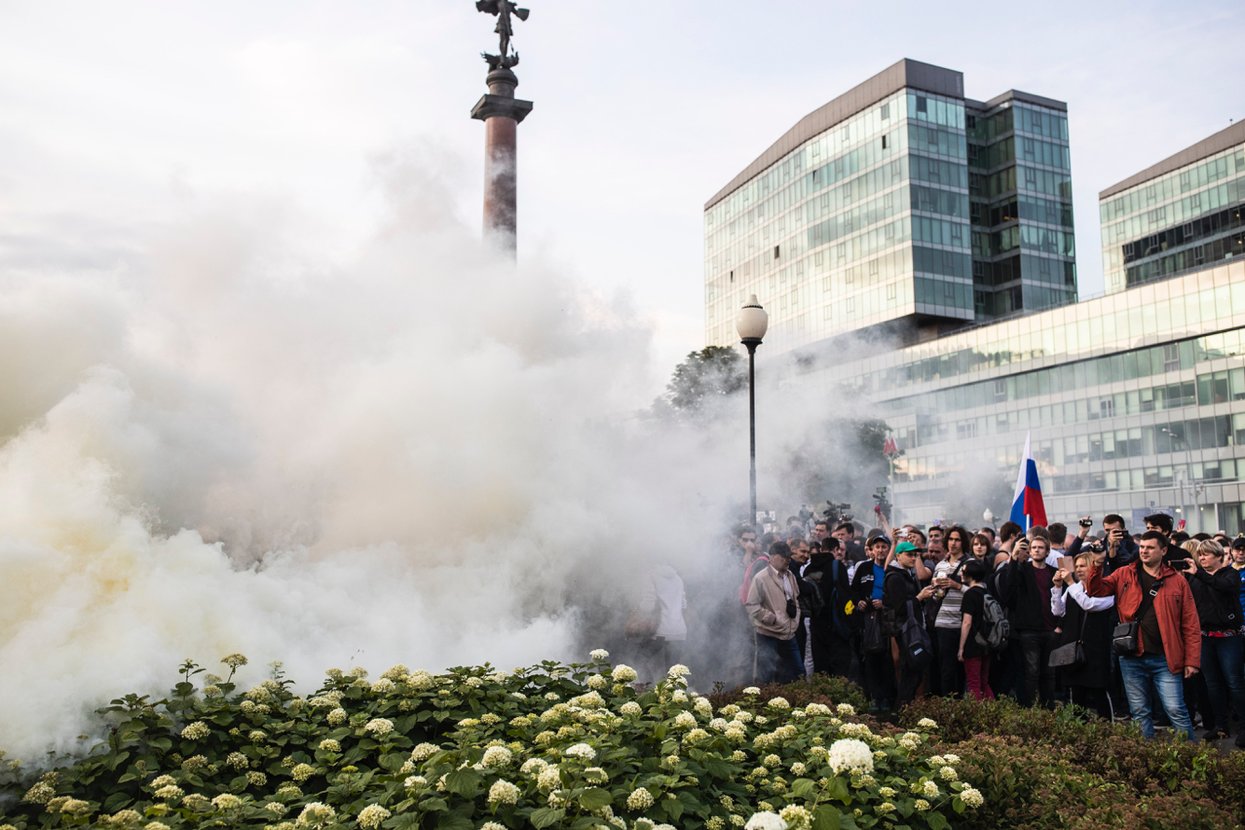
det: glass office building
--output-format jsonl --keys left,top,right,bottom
{"left": 704, "top": 59, "right": 1075, "bottom": 355}
{"left": 784, "top": 260, "right": 1245, "bottom": 532}
{"left": 1100, "top": 121, "right": 1245, "bottom": 294}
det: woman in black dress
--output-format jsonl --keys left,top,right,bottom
{"left": 1050, "top": 551, "right": 1117, "bottom": 717}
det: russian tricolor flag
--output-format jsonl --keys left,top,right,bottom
{"left": 1009, "top": 431, "right": 1048, "bottom": 531}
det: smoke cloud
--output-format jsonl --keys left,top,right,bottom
{"left": 0, "top": 141, "right": 916, "bottom": 763}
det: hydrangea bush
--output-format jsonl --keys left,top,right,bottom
{"left": 0, "top": 654, "right": 980, "bottom": 829}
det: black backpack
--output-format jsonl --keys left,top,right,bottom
{"left": 797, "top": 572, "right": 826, "bottom": 616}
{"left": 974, "top": 590, "right": 1011, "bottom": 652}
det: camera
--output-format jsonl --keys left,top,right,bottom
{"left": 1084, "top": 541, "right": 1105, "bottom": 554}
{"left": 785, "top": 598, "right": 799, "bottom": 618}
{"left": 1079, "top": 517, "right": 1093, "bottom": 528}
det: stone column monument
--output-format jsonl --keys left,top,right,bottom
{"left": 471, "top": 1, "right": 533, "bottom": 254}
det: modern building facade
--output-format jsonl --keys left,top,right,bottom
{"left": 704, "top": 59, "right": 1075, "bottom": 356}
{"left": 1100, "top": 121, "right": 1245, "bottom": 294}
{"left": 707, "top": 76, "right": 1245, "bottom": 533}
{"left": 782, "top": 260, "right": 1245, "bottom": 532}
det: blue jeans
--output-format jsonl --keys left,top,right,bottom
{"left": 756, "top": 633, "right": 803, "bottom": 684}
{"left": 1201, "top": 634, "right": 1245, "bottom": 736}
{"left": 1119, "top": 653, "right": 1194, "bottom": 740}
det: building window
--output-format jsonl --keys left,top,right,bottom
{"left": 774, "top": 245, "right": 781, "bottom": 260}
{"left": 881, "top": 102, "right": 890, "bottom": 120}
{"left": 882, "top": 134, "right": 888, "bottom": 149}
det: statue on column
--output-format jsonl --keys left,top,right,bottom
{"left": 476, "top": 0, "right": 530, "bottom": 70}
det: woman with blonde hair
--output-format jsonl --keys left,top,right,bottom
{"left": 1050, "top": 551, "right": 1116, "bottom": 717}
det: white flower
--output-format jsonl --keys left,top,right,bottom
{"left": 742, "top": 686, "right": 761, "bottom": 696}
{"left": 789, "top": 762, "right": 806, "bottom": 775}
{"left": 611, "top": 664, "right": 638, "bottom": 683}
{"left": 922, "top": 780, "right": 940, "bottom": 798}
{"left": 914, "top": 799, "right": 931, "bottom": 811}
{"left": 668, "top": 663, "right": 691, "bottom": 678}
{"left": 318, "top": 739, "right": 340, "bottom": 753}
{"left": 940, "top": 765, "right": 958, "bottom": 781}
{"left": 879, "top": 786, "right": 896, "bottom": 798}
{"left": 778, "top": 805, "right": 811, "bottom": 830}
{"left": 626, "top": 787, "right": 655, "bottom": 810}
{"left": 291, "top": 763, "right": 315, "bottom": 783}
{"left": 481, "top": 823, "right": 509, "bottom": 830}
{"left": 180, "top": 721, "right": 210, "bottom": 741}
{"left": 536, "top": 765, "right": 561, "bottom": 791}
{"left": 744, "top": 811, "right": 788, "bottom": 830}
{"left": 827, "top": 738, "right": 874, "bottom": 775}
{"left": 404, "top": 775, "right": 427, "bottom": 789}
{"left": 211, "top": 794, "right": 242, "bottom": 810}
{"left": 371, "top": 678, "right": 395, "bottom": 694}
{"left": 364, "top": 717, "right": 394, "bottom": 736}
{"left": 944, "top": 753, "right": 961, "bottom": 764}
{"left": 917, "top": 717, "right": 939, "bottom": 729}
{"left": 960, "top": 786, "right": 984, "bottom": 808}
{"left": 586, "top": 674, "right": 608, "bottom": 689}
{"left": 327, "top": 708, "right": 347, "bottom": 726}
{"left": 671, "top": 689, "right": 689, "bottom": 703}
{"left": 487, "top": 779, "right": 520, "bottom": 805}
{"left": 767, "top": 697, "right": 790, "bottom": 710}
{"left": 564, "top": 742, "right": 596, "bottom": 760}
{"left": 520, "top": 757, "right": 549, "bottom": 776}
{"left": 584, "top": 766, "right": 608, "bottom": 783}
{"left": 154, "top": 785, "right": 183, "bottom": 801}
{"left": 877, "top": 802, "right": 896, "bottom": 815}
{"left": 803, "top": 702, "right": 831, "bottom": 716}
{"left": 295, "top": 802, "right": 336, "bottom": 827}
{"left": 410, "top": 742, "right": 439, "bottom": 761}
{"left": 836, "top": 703, "right": 856, "bottom": 716}
{"left": 590, "top": 648, "right": 610, "bottom": 661}
{"left": 481, "top": 745, "right": 513, "bottom": 769}
{"left": 619, "top": 701, "right": 642, "bottom": 717}
{"left": 357, "top": 804, "right": 391, "bottom": 829}
{"left": 672, "top": 711, "right": 697, "bottom": 730}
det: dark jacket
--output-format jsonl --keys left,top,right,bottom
{"left": 851, "top": 560, "right": 886, "bottom": 606}
{"left": 1052, "top": 585, "right": 1115, "bottom": 689}
{"left": 802, "top": 554, "right": 850, "bottom": 634}
{"left": 1003, "top": 560, "right": 1058, "bottom": 632}
{"left": 1185, "top": 566, "right": 1243, "bottom": 632}
{"left": 882, "top": 564, "right": 921, "bottom": 617}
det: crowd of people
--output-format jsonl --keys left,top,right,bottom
{"left": 732, "top": 511, "right": 1245, "bottom": 747}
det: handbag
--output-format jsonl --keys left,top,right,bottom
{"left": 1050, "top": 589, "right": 1090, "bottom": 669}
{"left": 862, "top": 612, "right": 888, "bottom": 654}
{"left": 1111, "top": 568, "right": 1164, "bottom": 656}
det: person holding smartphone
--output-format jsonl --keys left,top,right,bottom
{"left": 1068, "top": 514, "right": 1137, "bottom": 575}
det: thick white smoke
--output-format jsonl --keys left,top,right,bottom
{"left": 0, "top": 152, "right": 754, "bottom": 762}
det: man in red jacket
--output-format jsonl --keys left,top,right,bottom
{"left": 1084, "top": 530, "right": 1201, "bottom": 740}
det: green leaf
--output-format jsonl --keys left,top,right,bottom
{"left": 579, "top": 787, "right": 612, "bottom": 810}
{"left": 813, "top": 805, "right": 842, "bottom": 830}
{"left": 443, "top": 768, "right": 483, "bottom": 797}
{"left": 790, "top": 777, "right": 816, "bottom": 799}
{"left": 827, "top": 775, "right": 851, "bottom": 802}
{"left": 925, "top": 813, "right": 949, "bottom": 830}
{"left": 530, "top": 807, "right": 567, "bottom": 829}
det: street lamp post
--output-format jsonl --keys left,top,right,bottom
{"left": 736, "top": 295, "right": 768, "bottom": 526}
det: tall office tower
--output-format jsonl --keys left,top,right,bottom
{"left": 1100, "top": 121, "right": 1245, "bottom": 294}
{"left": 704, "top": 59, "right": 1076, "bottom": 356}
{"left": 966, "top": 93, "right": 1076, "bottom": 318}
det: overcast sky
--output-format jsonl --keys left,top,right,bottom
{"left": 2, "top": 0, "right": 1242, "bottom": 390}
